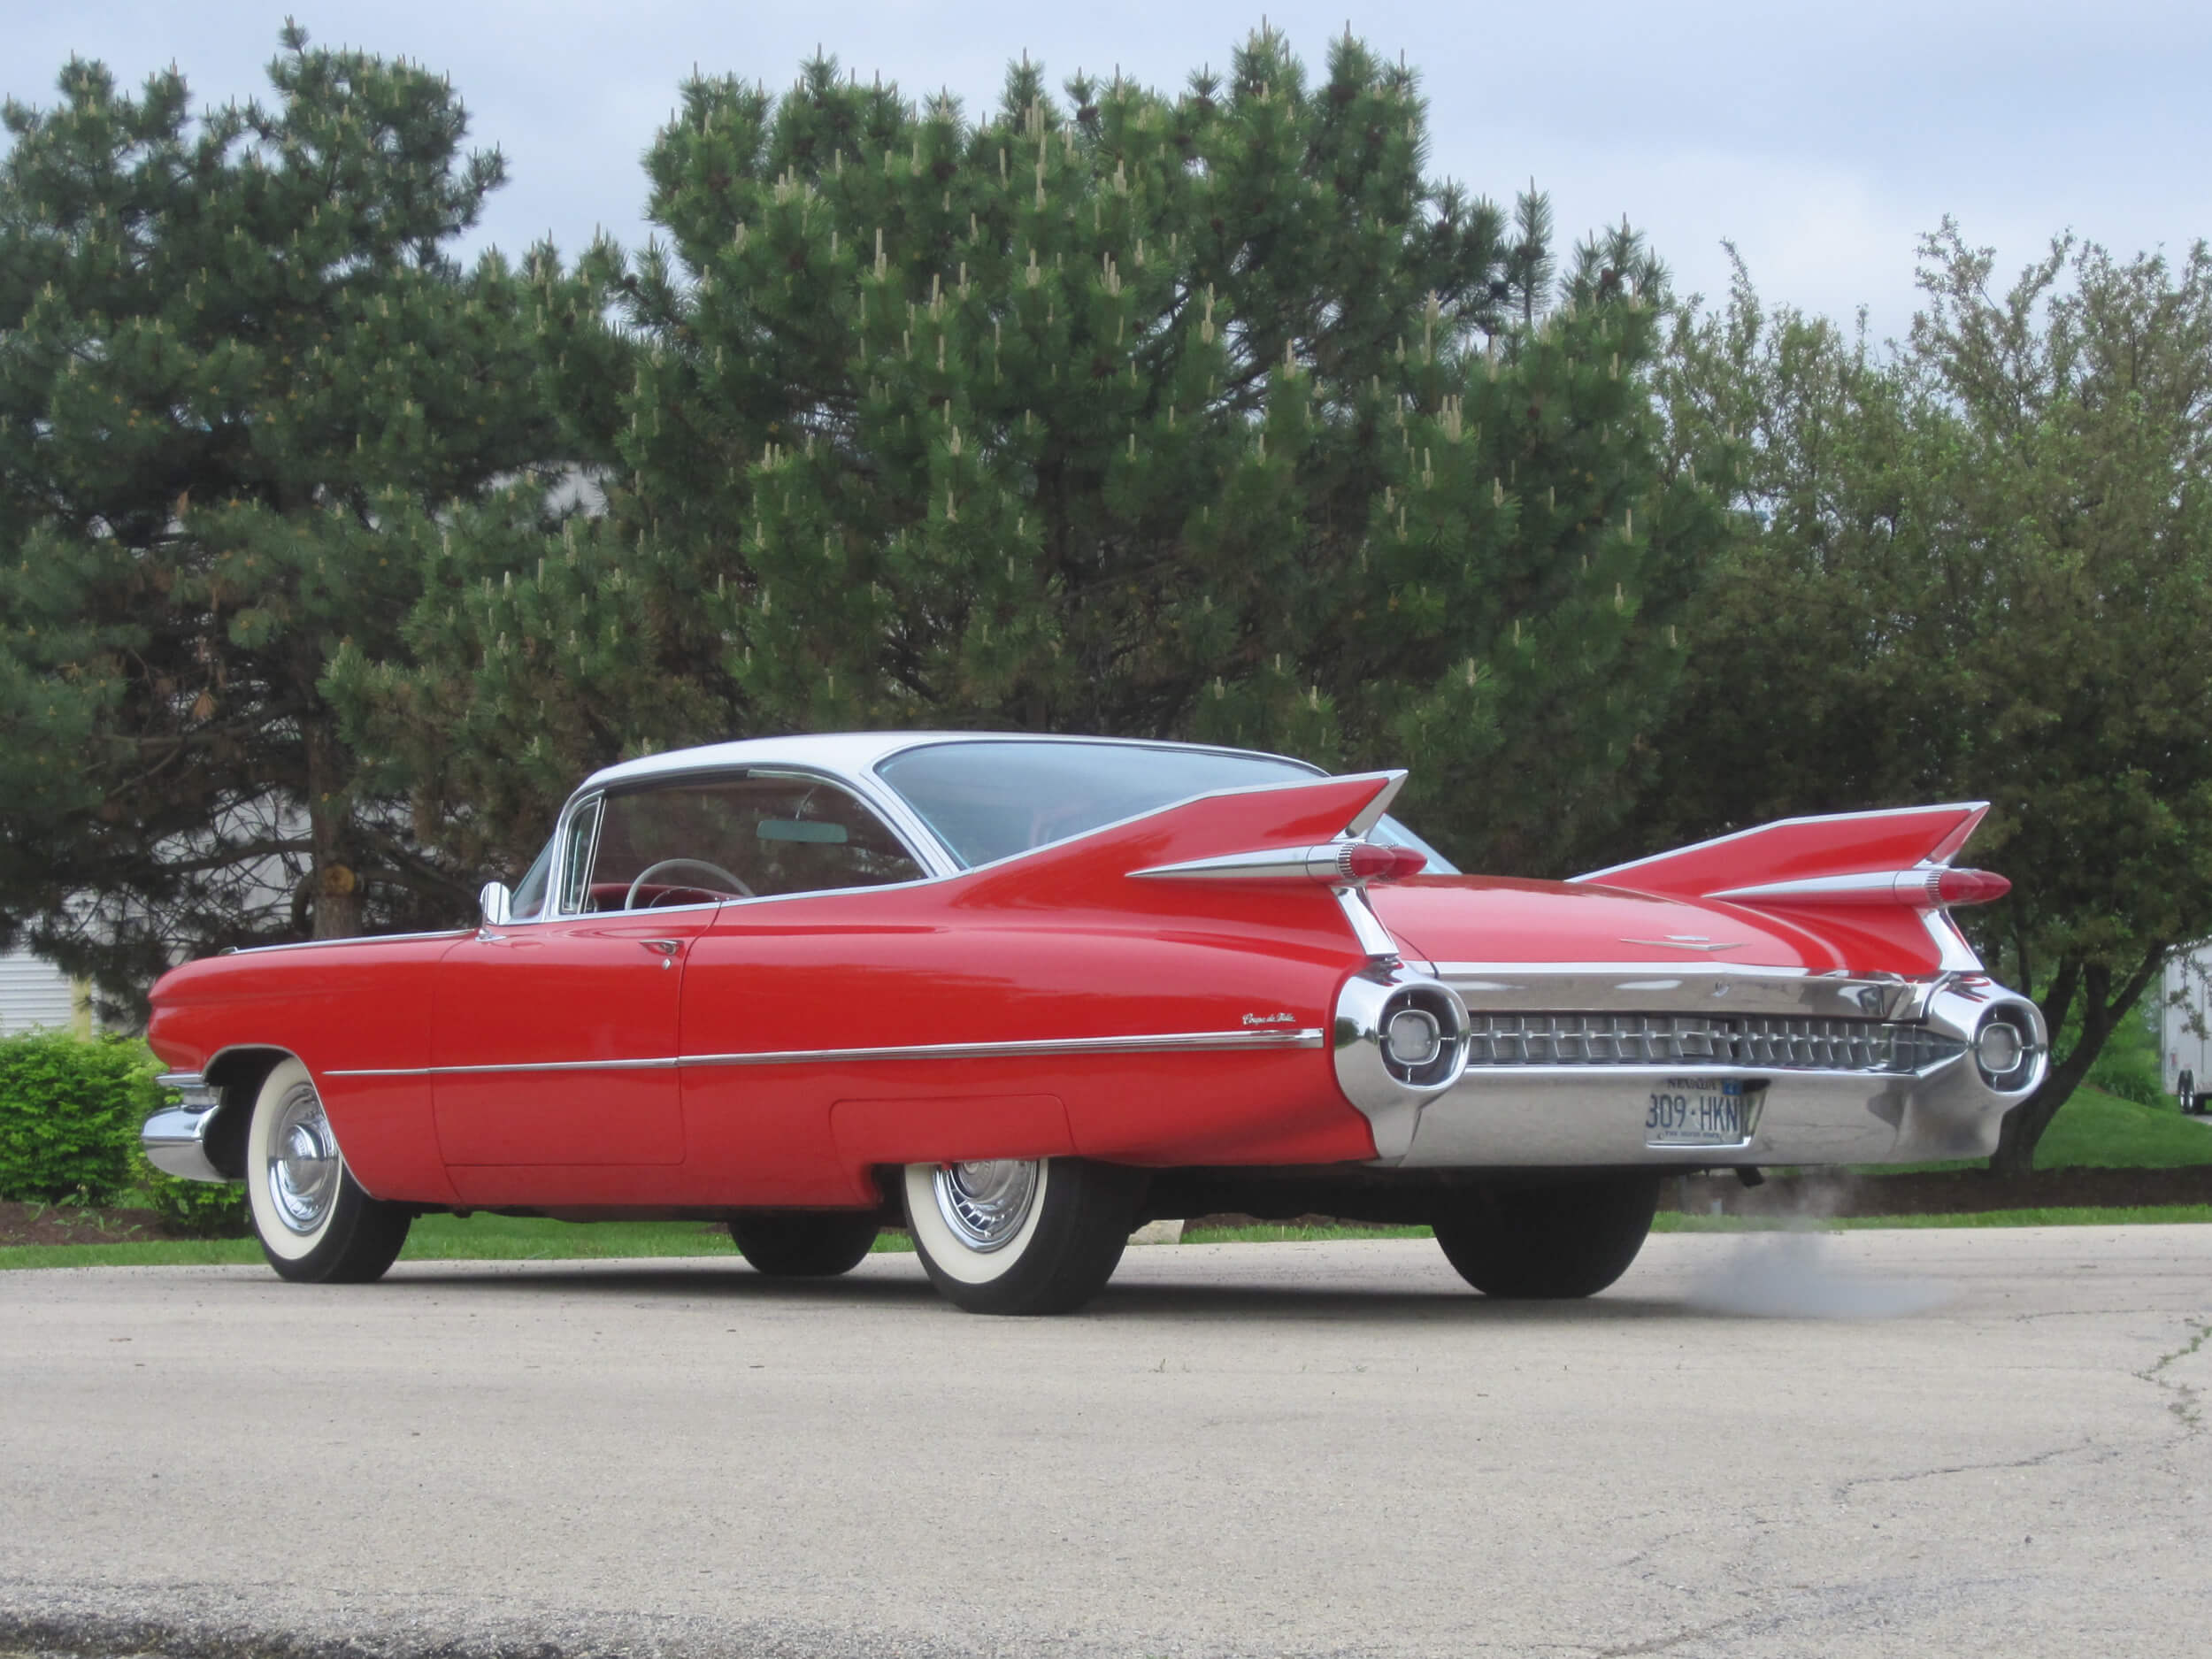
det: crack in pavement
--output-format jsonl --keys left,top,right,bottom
{"left": 2136, "top": 1316, "right": 2211, "bottom": 1432}
{"left": 1828, "top": 1436, "right": 2111, "bottom": 1502}
{"left": 1592, "top": 1611, "right": 1760, "bottom": 1658}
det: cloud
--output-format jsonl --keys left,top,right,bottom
{"left": 5, "top": 0, "right": 2206, "bottom": 333}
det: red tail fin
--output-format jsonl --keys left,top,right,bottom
{"left": 938, "top": 772, "right": 1406, "bottom": 964}
{"left": 1576, "top": 803, "right": 1996, "bottom": 974}
{"left": 1575, "top": 803, "right": 1989, "bottom": 899}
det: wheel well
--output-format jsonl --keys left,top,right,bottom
{"left": 197, "top": 1048, "right": 293, "bottom": 1181}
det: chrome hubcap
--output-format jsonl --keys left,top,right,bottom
{"left": 933, "top": 1159, "right": 1041, "bottom": 1252}
{"left": 265, "top": 1083, "right": 338, "bottom": 1235}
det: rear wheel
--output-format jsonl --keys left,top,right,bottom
{"left": 902, "top": 1157, "right": 1139, "bottom": 1315}
{"left": 728, "top": 1211, "right": 879, "bottom": 1277}
{"left": 1432, "top": 1172, "right": 1661, "bottom": 1300}
{"left": 244, "top": 1058, "right": 411, "bottom": 1284}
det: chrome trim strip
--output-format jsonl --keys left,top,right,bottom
{"left": 1711, "top": 871, "right": 1921, "bottom": 902}
{"left": 1432, "top": 960, "right": 1817, "bottom": 977}
{"left": 1129, "top": 845, "right": 1349, "bottom": 881}
{"left": 1336, "top": 888, "right": 1402, "bottom": 960}
{"left": 1427, "top": 964, "right": 1923, "bottom": 1021}
{"left": 329, "top": 1056, "right": 683, "bottom": 1078}
{"left": 223, "top": 928, "right": 470, "bottom": 957}
{"left": 687, "top": 1028, "right": 1326, "bottom": 1066}
{"left": 326, "top": 1025, "right": 1326, "bottom": 1079}
{"left": 1924, "top": 909, "right": 1985, "bottom": 972}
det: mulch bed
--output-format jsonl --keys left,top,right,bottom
{"left": 0, "top": 1200, "right": 173, "bottom": 1248}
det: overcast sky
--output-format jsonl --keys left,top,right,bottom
{"left": 7, "top": 2, "right": 2207, "bottom": 339}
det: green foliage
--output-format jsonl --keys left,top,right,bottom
{"left": 0, "top": 29, "right": 582, "bottom": 1009}
{"left": 1623, "top": 227, "right": 2212, "bottom": 1171}
{"left": 338, "top": 27, "right": 1727, "bottom": 879}
{"left": 131, "top": 1140, "right": 250, "bottom": 1235}
{"left": 2082, "top": 1005, "right": 2163, "bottom": 1108}
{"left": 0, "top": 1032, "right": 159, "bottom": 1202}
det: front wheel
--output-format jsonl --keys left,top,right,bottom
{"left": 244, "top": 1058, "right": 411, "bottom": 1284}
{"left": 902, "top": 1158, "right": 1140, "bottom": 1315}
{"left": 1432, "top": 1172, "right": 1660, "bottom": 1300}
{"left": 728, "top": 1211, "right": 879, "bottom": 1277}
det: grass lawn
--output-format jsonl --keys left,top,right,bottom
{"left": 2030, "top": 1085, "right": 2212, "bottom": 1167}
{"left": 1852, "top": 1083, "right": 2212, "bottom": 1178}
{"left": 0, "top": 1211, "right": 752, "bottom": 1271}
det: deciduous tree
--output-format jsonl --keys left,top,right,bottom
{"left": 1625, "top": 227, "right": 2212, "bottom": 1172}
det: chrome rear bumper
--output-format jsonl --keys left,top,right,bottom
{"left": 142, "top": 1074, "right": 232, "bottom": 1184}
{"left": 1336, "top": 966, "right": 2047, "bottom": 1167}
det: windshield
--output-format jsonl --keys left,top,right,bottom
{"left": 875, "top": 739, "right": 1457, "bottom": 873}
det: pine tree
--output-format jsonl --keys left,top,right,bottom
{"left": 347, "top": 27, "right": 1724, "bottom": 877}
{"left": 0, "top": 28, "right": 571, "bottom": 1005}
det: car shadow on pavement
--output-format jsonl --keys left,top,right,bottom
{"left": 373, "top": 1261, "right": 1686, "bottom": 1322}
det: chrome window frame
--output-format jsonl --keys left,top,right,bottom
{"left": 531, "top": 764, "right": 950, "bottom": 925}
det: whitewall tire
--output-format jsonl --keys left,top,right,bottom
{"left": 902, "top": 1157, "right": 1140, "bottom": 1315}
{"left": 244, "top": 1058, "right": 411, "bottom": 1284}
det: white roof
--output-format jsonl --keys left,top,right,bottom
{"left": 580, "top": 731, "right": 1304, "bottom": 795}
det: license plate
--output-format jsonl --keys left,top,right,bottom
{"left": 1644, "top": 1078, "right": 1762, "bottom": 1147}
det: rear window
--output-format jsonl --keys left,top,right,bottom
{"left": 876, "top": 739, "right": 1454, "bottom": 874}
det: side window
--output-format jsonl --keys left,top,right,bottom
{"left": 558, "top": 796, "right": 603, "bottom": 915}
{"left": 508, "top": 840, "right": 554, "bottom": 921}
{"left": 581, "top": 772, "right": 923, "bottom": 910}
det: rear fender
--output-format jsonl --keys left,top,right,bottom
{"left": 1576, "top": 803, "right": 1996, "bottom": 973}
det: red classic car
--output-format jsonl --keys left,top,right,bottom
{"left": 142, "top": 733, "right": 2047, "bottom": 1313}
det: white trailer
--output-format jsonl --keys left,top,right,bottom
{"left": 2161, "top": 946, "right": 2212, "bottom": 1111}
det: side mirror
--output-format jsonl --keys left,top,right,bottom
{"left": 478, "top": 880, "right": 513, "bottom": 927}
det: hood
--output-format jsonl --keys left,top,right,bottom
{"left": 1364, "top": 876, "right": 1852, "bottom": 973}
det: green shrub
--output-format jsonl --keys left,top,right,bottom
{"left": 132, "top": 1142, "right": 251, "bottom": 1236}
{"left": 0, "top": 1032, "right": 161, "bottom": 1203}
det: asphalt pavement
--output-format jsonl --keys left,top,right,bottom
{"left": 2, "top": 1225, "right": 2208, "bottom": 1659}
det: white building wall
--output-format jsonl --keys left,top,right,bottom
{"left": 0, "top": 949, "right": 91, "bottom": 1037}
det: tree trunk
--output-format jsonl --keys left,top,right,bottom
{"left": 303, "top": 717, "right": 363, "bottom": 940}
{"left": 1987, "top": 949, "right": 2163, "bottom": 1176}
{"left": 1990, "top": 1048, "right": 2099, "bottom": 1176}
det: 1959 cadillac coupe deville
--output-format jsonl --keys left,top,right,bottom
{"left": 142, "top": 733, "right": 2047, "bottom": 1314}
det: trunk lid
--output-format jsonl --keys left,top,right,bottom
{"left": 1364, "top": 876, "right": 1848, "bottom": 973}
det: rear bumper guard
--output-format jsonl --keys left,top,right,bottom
{"left": 142, "top": 1074, "right": 233, "bottom": 1184}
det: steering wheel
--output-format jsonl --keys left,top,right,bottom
{"left": 624, "top": 857, "right": 754, "bottom": 910}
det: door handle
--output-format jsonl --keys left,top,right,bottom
{"left": 641, "top": 939, "right": 682, "bottom": 966}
